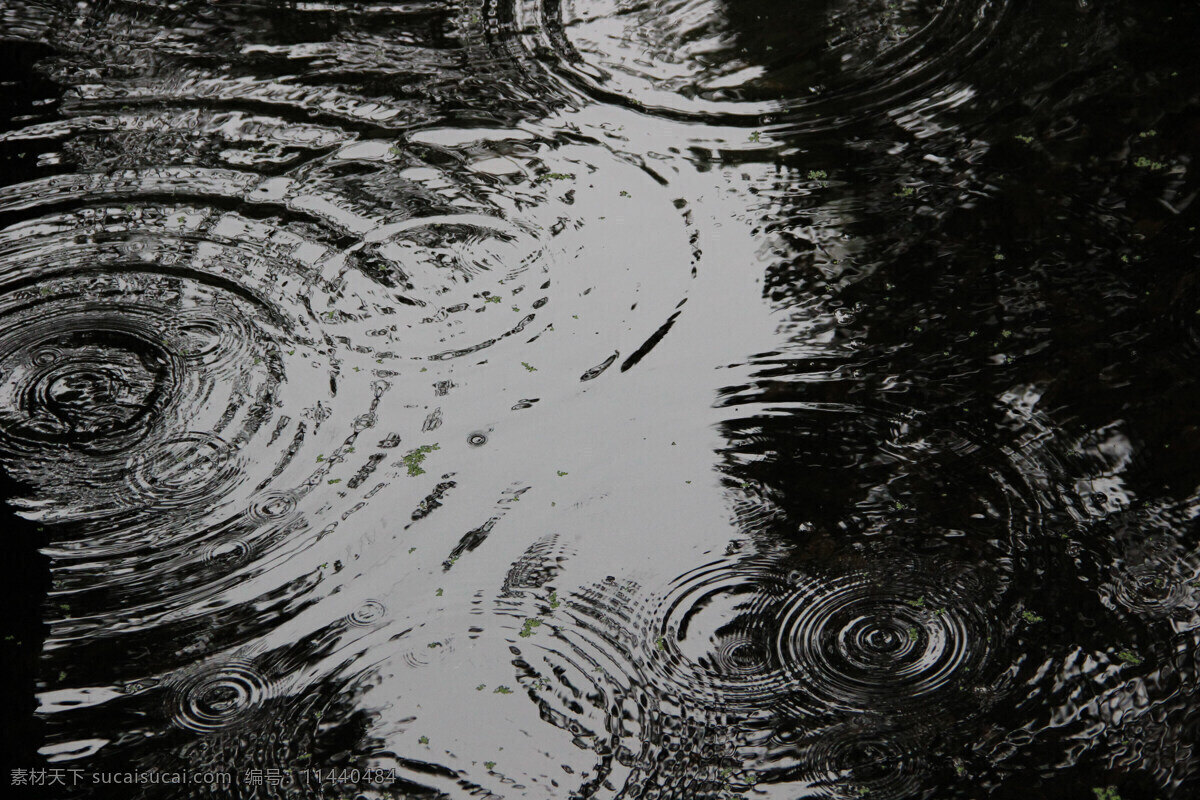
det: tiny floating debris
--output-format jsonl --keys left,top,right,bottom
{"left": 402, "top": 443, "right": 440, "bottom": 477}
{"left": 1116, "top": 650, "right": 1142, "bottom": 666}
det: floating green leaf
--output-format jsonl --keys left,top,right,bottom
{"left": 402, "top": 443, "right": 440, "bottom": 477}
{"left": 1117, "top": 650, "right": 1142, "bottom": 666}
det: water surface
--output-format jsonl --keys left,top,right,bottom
{"left": 2, "top": 0, "right": 1199, "bottom": 798}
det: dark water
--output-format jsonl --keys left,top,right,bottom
{"left": 1, "top": 0, "right": 1198, "bottom": 798}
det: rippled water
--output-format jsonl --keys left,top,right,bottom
{"left": 2, "top": 0, "right": 1198, "bottom": 798}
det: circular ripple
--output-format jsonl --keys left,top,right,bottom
{"left": 0, "top": 315, "right": 177, "bottom": 454}
{"left": 779, "top": 721, "right": 927, "bottom": 800}
{"left": 1110, "top": 564, "right": 1185, "bottom": 616}
{"left": 641, "top": 560, "right": 793, "bottom": 710}
{"left": 130, "top": 432, "right": 235, "bottom": 505}
{"left": 347, "top": 600, "right": 388, "bottom": 627}
{"left": 504, "top": 0, "right": 1011, "bottom": 128}
{"left": 714, "top": 635, "right": 771, "bottom": 677}
{"left": 202, "top": 538, "right": 252, "bottom": 568}
{"left": 401, "top": 637, "right": 455, "bottom": 668}
{"left": 0, "top": 179, "right": 377, "bottom": 623}
{"left": 169, "top": 661, "right": 271, "bottom": 733}
{"left": 0, "top": 266, "right": 279, "bottom": 526}
{"left": 171, "top": 306, "right": 258, "bottom": 371}
{"left": 365, "top": 215, "right": 551, "bottom": 361}
{"left": 774, "top": 569, "right": 994, "bottom": 715}
{"left": 515, "top": 584, "right": 678, "bottom": 794}
{"left": 640, "top": 556, "right": 1000, "bottom": 720}
{"left": 247, "top": 490, "right": 300, "bottom": 524}
{"left": 467, "top": 430, "right": 489, "bottom": 447}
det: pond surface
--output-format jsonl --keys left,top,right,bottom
{"left": 1, "top": 1, "right": 1198, "bottom": 798}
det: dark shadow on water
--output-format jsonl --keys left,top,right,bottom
{"left": 0, "top": 465, "right": 49, "bottom": 791}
